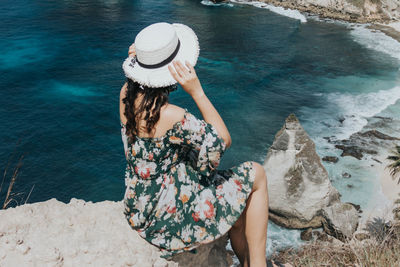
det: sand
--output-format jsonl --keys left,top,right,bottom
{"left": 379, "top": 157, "right": 400, "bottom": 204}
{"left": 358, "top": 151, "right": 400, "bottom": 229}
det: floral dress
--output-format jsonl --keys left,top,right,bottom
{"left": 120, "top": 109, "right": 255, "bottom": 259}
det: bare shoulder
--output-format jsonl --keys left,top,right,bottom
{"left": 119, "top": 82, "right": 128, "bottom": 124}
{"left": 120, "top": 82, "right": 128, "bottom": 100}
{"left": 160, "top": 104, "right": 185, "bottom": 124}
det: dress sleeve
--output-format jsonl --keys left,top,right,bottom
{"left": 172, "top": 110, "right": 227, "bottom": 177}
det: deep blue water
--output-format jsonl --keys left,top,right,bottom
{"left": 1, "top": 0, "right": 400, "bottom": 254}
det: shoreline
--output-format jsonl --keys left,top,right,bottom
{"left": 254, "top": 0, "right": 394, "bottom": 23}
{"left": 369, "top": 22, "right": 400, "bottom": 43}
{"left": 233, "top": 0, "right": 400, "bottom": 43}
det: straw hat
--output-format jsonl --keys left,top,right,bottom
{"left": 122, "top": 22, "right": 200, "bottom": 88}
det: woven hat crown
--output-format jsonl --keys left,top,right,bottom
{"left": 135, "top": 22, "right": 179, "bottom": 66}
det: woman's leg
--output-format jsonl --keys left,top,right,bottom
{"left": 229, "top": 161, "right": 269, "bottom": 267}
{"left": 245, "top": 161, "right": 269, "bottom": 267}
{"left": 228, "top": 208, "right": 249, "bottom": 267}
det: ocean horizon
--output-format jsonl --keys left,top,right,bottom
{"left": 1, "top": 0, "right": 400, "bottom": 256}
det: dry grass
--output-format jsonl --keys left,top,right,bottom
{"left": 1, "top": 148, "right": 34, "bottom": 209}
{"left": 271, "top": 220, "right": 400, "bottom": 267}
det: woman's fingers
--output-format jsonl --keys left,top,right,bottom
{"left": 172, "top": 61, "right": 184, "bottom": 78}
{"left": 128, "top": 43, "right": 136, "bottom": 57}
{"left": 185, "top": 61, "right": 196, "bottom": 75}
{"left": 168, "top": 65, "right": 183, "bottom": 84}
{"left": 169, "top": 60, "right": 197, "bottom": 86}
{"left": 174, "top": 60, "right": 190, "bottom": 79}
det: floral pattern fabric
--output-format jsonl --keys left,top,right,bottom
{"left": 120, "top": 109, "right": 255, "bottom": 258}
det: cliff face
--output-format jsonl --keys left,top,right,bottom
{"left": 256, "top": 0, "right": 400, "bottom": 23}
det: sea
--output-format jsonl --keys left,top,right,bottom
{"left": 1, "top": 0, "right": 400, "bottom": 258}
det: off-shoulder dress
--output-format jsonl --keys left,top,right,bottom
{"left": 120, "top": 108, "right": 255, "bottom": 258}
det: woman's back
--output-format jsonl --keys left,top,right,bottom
{"left": 119, "top": 84, "right": 185, "bottom": 139}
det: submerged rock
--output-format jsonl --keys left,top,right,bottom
{"left": 357, "top": 130, "right": 400, "bottom": 141}
{"left": 322, "top": 156, "right": 339, "bottom": 163}
{"left": 264, "top": 114, "right": 359, "bottom": 240}
{"left": 335, "top": 144, "right": 377, "bottom": 160}
{"left": 342, "top": 172, "right": 352, "bottom": 178}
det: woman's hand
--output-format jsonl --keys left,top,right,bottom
{"left": 128, "top": 43, "right": 136, "bottom": 57}
{"left": 168, "top": 60, "right": 205, "bottom": 100}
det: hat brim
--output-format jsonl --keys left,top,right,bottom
{"left": 122, "top": 23, "right": 199, "bottom": 88}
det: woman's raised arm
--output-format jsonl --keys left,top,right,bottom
{"left": 168, "top": 60, "right": 232, "bottom": 148}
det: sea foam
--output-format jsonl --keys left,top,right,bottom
{"left": 351, "top": 25, "right": 400, "bottom": 61}
{"left": 200, "top": 0, "right": 234, "bottom": 7}
{"left": 230, "top": 0, "right": 307, "bottom": 23}
{"left": 327, "top": 86, "right": 400, "bottom": 140}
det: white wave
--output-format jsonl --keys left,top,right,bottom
{"left": 266, "top": 223, "right": 303, "bottom": 256}
{"left": 230, "top": 0, "right": 307, "bottom": 23}
{"left": 351, "top": 25, "right": 400, "bottom": 61}
{"left": 327, "top": 86, "right": 400, "bottom": 139}
{"left": 201, "top": 0, "right": 233, "bottom": 7}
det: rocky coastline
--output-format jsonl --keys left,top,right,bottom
{"left": 213, "top": 0, "right": 400, "bottom": 42}
{"left": 214, "top": 0, "right": 399, "bottom": 22}
{"left": 256, "top": 0, "right": 399, "bottom": 23}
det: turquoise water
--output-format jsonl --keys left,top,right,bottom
{"left": 1, "top": 0, "right": 400, "bottom": 255}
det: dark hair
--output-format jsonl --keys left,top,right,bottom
{"left": 122, "top": 78, "right": 177, "bottom": 143}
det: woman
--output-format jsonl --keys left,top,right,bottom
{"left": 119, "top": 22, "right": 280, "bottom": 267}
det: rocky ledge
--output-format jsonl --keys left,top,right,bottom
{"left": 264, "top": 114, "right": 360, "bottom": 241}
{"left": 0, "top": 199, "right": 231, "bottom": 267}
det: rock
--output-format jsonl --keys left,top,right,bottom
{"left": 316, "top": 232, "right": 329, "bottom": 242}
{"left": 300, "top": 228, "right": 313, "bottom": 241}
{"left": 264, "top": 114, "right": 359, "bottom": 239}
{"left": 342, "top": 172, "right": 352, "bottom": 178}
{"left": 263, "top": 114, "right": 341, "bottom": 229}
{"left": 355, "top": 232, "right": 370, "bottom": 241}
{"left": 347, "top": 184, "right": 354, "bottom": 188}
{"left": 0, "top": 199, "right": 231, "bottom": 267}
{"left": 334, "top": 144, "right": 377, "bottom": 160}
{"left": 346, "top": 202, "right": 362, "bottom": 213}
{"left": 357, "top": 130, "right": 400, "bottom": 141}
{"left": 319, "top": 203, "right": 359, "bottom": 242}
{"left": 312, "top": 230, "right": 322, "bottom": 237}
{"left": 322, "top": 156, "right": 339, "bottom": 163}
{"left": 372, "top": 158, "right": 382, "bottom": 164}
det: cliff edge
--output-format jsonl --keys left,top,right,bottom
{"left": 0, "top": 198, "right": 231, "bottom": 267}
